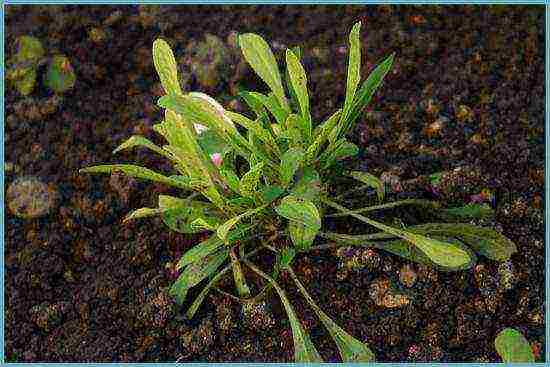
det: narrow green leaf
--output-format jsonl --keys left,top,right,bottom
{"left": 286, "top": 49, "right": 311, "bottom": 140}
{"left": 225, "top": 110, "right": 280, "bottom": 156}
{"left": 113, "top": 135, "right": 173, "bottom": 160}
{"left": 276, "top": 195, "right": 321, "bottom": 230}
{"left": 185, "top": 245, "right": 263, "bottom": 319}
{"left": 217, "top": 205, "right": 266, "bottom": 242}
{"left": 159, "top": 195, "right": 222, "bottom": 234}
{"left": 245, "top": 262, "right": 322, "bottom": 362}
{"left": 348, "top": 171, "right": 385, "bottom": 202}
{"left": 239, "top": 90, "right": 267, "bottom": 117}
{"left": 280, "top": 148, "right": 305, "bottom": 186}
{"left": 306, "top": 109, "right": 342, "bottom": 163}
{"left": 323, "top": 199, "right": 473, "bottom": 269}
{"left": 239, "top": 162, "right": 265, "bottom": 198}
{"left": 152, "top": 38, "right": 183, "bottom": 95}
{"left": 122, "top": 207, "right": 162, "bottom": 223}
{"left": 404, "top": 223, "right": 517, "bottom": 262}
{"left": 245, "top": 91, "right": 288, "bottom": 125}
{"left": 229, "top": 248, "right": 251, "bottom": 297}
{"left": 288, "top": 268, "right": 375, "bottom": 362}
{"left": 345, "top": 52, "right": 395, "bottom": 134}
{"left": 177, "top": 224, "right": 255, "bottom": 270}
{"left": 319, "top": 139, "right": 359, "bottom": 169}
{"left": 79, "top": 164, "right": 190, "bottom": 190}
{"left": 191, "top": 217, "right": 217, "bottom": 232}
{"left": 338, "top": 21, "right": 362, "bottom": 133}
{"left": 495, "top": 328, "right": 534, "bottom": 362}
{"left": 379, "top": 237, "right": 477, "bottom": 271}
{"left": 170, "top": 248, "right": 229, "bottom": 305}
{"left": 239, "top": 33, "right": 289, "bottom": 113}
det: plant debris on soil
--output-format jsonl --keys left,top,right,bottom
{"left": 4, "top": 5, "right": 545, "bottom": 362}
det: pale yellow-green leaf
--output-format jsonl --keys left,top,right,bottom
{"left": 286, "top": 49, "right": 311, "bottom": 140}
{"left": 153, "top": 38, "right": 183, "bottom": 95}
{"left": 113, "top": 135, "right": 173, "bottom": 161}
{"left": 338, "top": 21, "right": 362, "bottom": 133}
{"left": 239, "top": 33, "right": 289, "bottom": 112}
{"left": 122, "top": 207, "right": 162, "bottom": 224}
{"left": 79, "top": 164, "right": 190, "bottom": 190}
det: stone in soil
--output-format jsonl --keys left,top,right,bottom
{"left": 7, "top": 176, "right": 58, "bottom": 218}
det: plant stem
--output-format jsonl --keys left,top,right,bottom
{"left": 325, "top": 199, "right": 439, "bottom": 217}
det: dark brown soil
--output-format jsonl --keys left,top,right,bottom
{"left": 4, "top": 5, "right": 545, "bottom": 362}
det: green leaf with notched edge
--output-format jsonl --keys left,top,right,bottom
{"left": 280, "top": 148, "right": 305, "bottom": 186}
{"left": 404, "top": 223, "right": 517, "bottom": 262}
{"left": 113, "top": 135, "right": 173, "bottom": 160}
{"left": 159, "top": 195, "right": 221, "bottom": 234}
{"left": 177, "top": 224, "right": 255, "bottom": 270}
{"left": 288, "top": 268, "right": 375, "bottom": 362}
{"left": 495, "top": 328, "right": 534, "bottom": 363}
{"left": 153, "top": 38, "right": 183, "bottom": 95}
{"left": 246, "top": 262, "right": 322, "bottom": 362}
{"left": 276, "top": 195, "right": 321, "bottom": 230}
{"left": 345, "top": 52, "right": 395, "bottom": 134}
{"left": 289, "top": 222, "right": 318, "bottom": 252}
{"left": 348, "top": 171, "right": 385, "bottom": 202}
{"left": 170, "top": 248, "right": 229, "bottom": 305}
{"left": 323, "top": 199, "right": 473, "bottom": 269}
{"left": 79, "top": 164, "right": 191, "bottom": 190}
{"left": 286, "top": 49, "right": 311, "bottom": 140}
{"left": 337, "top": 21, "right": 362, "bottom": 137}
{"left": 239, "top": 162, "right": 265, "bottom": 198}
{"left": 239, "top": 33, "right": 289, "bottom": 113}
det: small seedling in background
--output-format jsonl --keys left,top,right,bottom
{"left": 494, "top": 328, "right": 535, "bottom": 363}
{"left": 44, "top": 55, "right": 76, "bottom": 93}
{"left": 6, "top": 36, "right": 45, "bottom": 95}
{"left": 81, "top": 22, "right": 517, "bottom": 362}
{"left": 6, "top": 35, "right": 76, "bottom": 95}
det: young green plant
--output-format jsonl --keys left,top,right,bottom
{"left": 80, "top": 22, "right": 517, "bottom": 362}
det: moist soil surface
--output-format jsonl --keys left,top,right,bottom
{"left": 4, "top": 5, "right": 545, "bottom": 362}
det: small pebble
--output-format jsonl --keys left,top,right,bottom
{"left": 7, "top": 176, "right": 57, "bottom": 218}
{"left": 399, "top": 264, "right": 417, "bottom": 288}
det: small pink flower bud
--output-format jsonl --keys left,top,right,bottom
{"left": 210, "top": 153, "right": 223, "bottom": 167}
